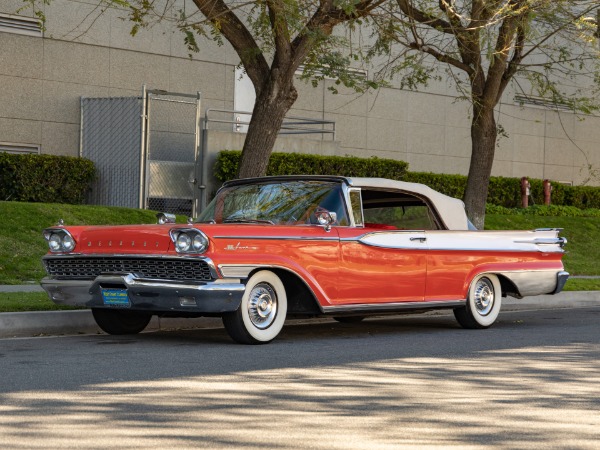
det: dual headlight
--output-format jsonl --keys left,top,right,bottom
{"left": 43, "top": 229, "right": 76, "bottom": 253}
{"left": 169, "top": 228, "right": 209, "bottom": 254}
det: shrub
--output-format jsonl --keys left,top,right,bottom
{"left": 0, "top": 153, "right": 96, "bottom": 204}
{"left": 214, "top": 150, "right": 409, "bottom": 182}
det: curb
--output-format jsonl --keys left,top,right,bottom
{"left": 1, "top": 291, "right": 599, "bottom": 338}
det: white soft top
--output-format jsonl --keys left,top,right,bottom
{"left": 347, "top": 177, "right": 469, "bottom": 230}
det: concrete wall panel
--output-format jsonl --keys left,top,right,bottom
{"left": 41, "top": 121, "right": 79, "bottom": 156}
{"left": 326, "top": 113, "right": 367, "bottom": 151}
{"left": 366, "top": 117, "right": 406, "bottom": 153}
{"left": 42, "top": 80, "right": 109, "bottom": 123}
{"left": 293, "top": 81, "right": 325, "bottom": 112}
{"left": 1, "top": 1, "right": 35, "bottom": 16}
{"left": 108, "top": 7, "right": 171, "bottom": 56}
{"left": 0, "top": 75, "right": 43, "bottom": 121}
{"left": 169, "top": 58, "right": 224, "bottom": 101}
{"left": 512, "top": 134, "right": 544, "bottom": 163}
{"left": 512, "top": 162, "right": 544, "bottom": 180}
{"left": 444, "top": 126, "right": 471, "bottom": 158}
{"left": 367, "top": 89, "right": 407, "bottom": 122}
{"left": 544, "top": 165, "right": 575, "bottom": 185}
{"left": 109, "top": 49, "right": 170, "bottom": 91}
{"left": 544, "top": 138, "right": 575, "bottom": 167}
{"left": 406, "top": 122, "right": 445, "bottom": 156}
{"left": 324, "top": 84, "right": 367, "bottom": 117}
{"left": 0, "top": 33, "right": 43, "bottom": 78}
{"left": 0, "top": 117, "right": 41, "bottom": 145}
{"left": 406, "top": 91, "right": 446, "bottom": 126}
{"left": 43, "top": 40, "right": 109, "bottom": 86}
{"left": 45, "top": 0, "right": 111, "bottom": 47}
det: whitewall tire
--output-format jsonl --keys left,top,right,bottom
{"left": 454, "top": 274, "right": 502, "bottom": 329}
{"left": 222, "top": 270, "right": 287, "bottom": 344}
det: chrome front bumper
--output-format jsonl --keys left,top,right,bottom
{"left": 41, "top": 274, "right": 245, "bottom": 314}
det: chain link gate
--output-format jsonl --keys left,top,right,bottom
{"left": 143, "top": 87, "right": 202, "bottom": 217}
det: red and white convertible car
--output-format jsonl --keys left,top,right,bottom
{"left": 41, "top": 176, "right": 568, "bottom": 344}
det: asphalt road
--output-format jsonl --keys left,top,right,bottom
{"left": 1, "top": 307, "right": 599, "bottom": 449}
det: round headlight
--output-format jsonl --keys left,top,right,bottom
{"left": 176, "top": 233, "right": 192, "bottom": 252}
{"left": 49, "top": 234, "right": 62, "bottom": 252}
{"left": 192, "top": 233, "right": 208, "bottom": 253}
{"left": 62, "top": 234, "right": 75, "bottom": 252}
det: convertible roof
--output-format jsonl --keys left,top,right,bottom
{"left": 224, "top": 175, "right": 470, "bottom": 230}
{"left": 346, "top": 177, "right": 469, "bottom": 230}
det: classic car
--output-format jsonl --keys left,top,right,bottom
{"left": 41, "top": 176, "right": 569, "bottom": 344}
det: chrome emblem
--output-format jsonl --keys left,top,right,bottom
{"left": 225, "top": 242, "right": 258, "bottom": 251}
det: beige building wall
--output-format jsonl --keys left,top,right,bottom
{"left": 1, "top": 0, "right": 599, "bottom": 187}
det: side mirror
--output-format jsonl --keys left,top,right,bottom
{"left": 156, "top": 212, "right": 176, "bottom": 225}
{"left": 314, "top": 208, "right": 337, "bottom": 232}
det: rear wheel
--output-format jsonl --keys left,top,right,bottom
{"left": 454, "top": 274, "right": 501, "bottom": 329}
{"left": 223, "top": 270, "right": 287, "bottom": 345}
{"left": 92, "top": 308, "right": 152, "bottom": 335}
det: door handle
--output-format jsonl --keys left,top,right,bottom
{"left": 409, "top": 236, "right": 427, "bottom": 242}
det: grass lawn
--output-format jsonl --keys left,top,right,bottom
{"left": 485, "top": 214, "right": 600, "bottom": 276}
{"left": 0, "top": 201, "right": 183, "bottom": 284}
{"left": 0, "top": 292, "right": 79, "bottom": 313}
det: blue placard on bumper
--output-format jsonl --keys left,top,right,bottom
{"left": 101, "top": 288, "right": 130, "bottom": 307}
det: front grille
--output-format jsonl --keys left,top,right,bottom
{"left": 44, "top": 257, "right": 213, "bottom": 282}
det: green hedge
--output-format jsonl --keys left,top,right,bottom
{"left": 214, "top": 150, "right": 600, "bottom": 209}
{"left": 0, "top": 153, "right": 96, "bottom": 204}
{"left": 405, "top": 172, "right": 600, "bottom": 209}
{"left": 215, "top": 150, "right": 408, "bottom": 181}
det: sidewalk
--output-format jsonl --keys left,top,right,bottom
{"left": 1, "top": 289, "right": 599, "bottom": 338}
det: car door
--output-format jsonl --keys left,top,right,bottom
{"left": 336, "top": 227, "right": 428, "bottom": 304}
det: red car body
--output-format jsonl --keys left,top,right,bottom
{"left": 41, "top": 176, "right": 568, "bottom": 344}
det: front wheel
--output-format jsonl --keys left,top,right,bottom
{"left": 222, "top": 270, "right": 287, "bottom": 345}
{"left": 454, "top": 274, "right": 502, "bottom": 329}
{"left": 92, "top": 308, "right": 152, "bottom": 335}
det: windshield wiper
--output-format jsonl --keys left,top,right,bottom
{"left": 223, "top": 218, "right": 275, "bottom": 225}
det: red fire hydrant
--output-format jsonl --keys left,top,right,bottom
{"left": 543, "top": 179, "right": 552, "bottom": 206}
{"left": 521, "top": 177, "right": 530, "bottom": 208}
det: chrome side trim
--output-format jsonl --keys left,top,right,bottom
{"left": 498, "top": 269, "right": 564, "bottom": 297}
{"left": 219, "top": 265, "right": 260, "bottom": 278}
{"left": 514, "top": 237, "right": 567, "bottom": 247}
{"left": 322, "top": 300, "right": 465, "bottom": 314}
{"left": 213, "top": 235, "right": 339, "bottom": 241}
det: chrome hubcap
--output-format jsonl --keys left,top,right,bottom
{"left": 473, "top": 278, "right": 494, "bottom": 316}
{"left": 247, "top": 283, "right": 277, "bottom": 329}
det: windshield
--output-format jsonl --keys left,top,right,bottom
{"left": 196, "top": 180, "right": 349, "bottom": 226}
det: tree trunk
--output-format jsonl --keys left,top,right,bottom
{"left": 464, "top": 105, "right": 497, "bottom": 229}
{"left": 237, "top": 71, "right": 298, "bottom": 179}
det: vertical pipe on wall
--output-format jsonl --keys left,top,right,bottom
{"left": 193, "top": 91, "right": 203, "bottom": 217}
{"left": 139, "top": 85, "right": 148, "bottom": 209}
{"left": 79, "top": 97, "right": 84, "bottom": 157}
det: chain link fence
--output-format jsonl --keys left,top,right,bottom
{"left": 81, "top": 97, "right": 142, "bottom": 208}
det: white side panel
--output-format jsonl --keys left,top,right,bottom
{"left": 233, "top": 67, "right": 255, "bottom": 133}
{"left": 358, "top": 229, "right": 565, "bottom": 253}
